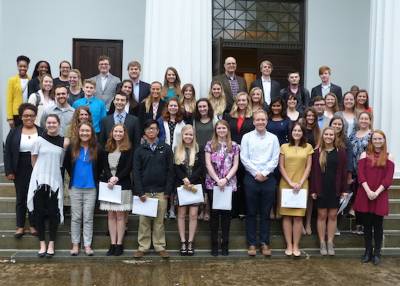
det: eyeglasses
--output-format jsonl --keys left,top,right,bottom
{"left": 145, "top": 127, "right": 158, "bottom": 131}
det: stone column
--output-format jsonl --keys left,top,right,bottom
{"left": 369, "top": 0, "right": 400, "bottom": 176}
{"left": 142, "top": 0, "right": 212, "bottom": 98}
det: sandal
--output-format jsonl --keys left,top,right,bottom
{"left": 187, "top": 241, "right": 194, "bottom": 256}
{"left": 84, "top": 246, "right": 94, "bottom": 256}
{"left": 180, "top": 241, "right": 187, "bottom": 256}
{"left": 203, "top": 213, "right": 210, "bottom": 222}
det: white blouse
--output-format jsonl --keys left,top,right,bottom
{"left": 20, "top": 133, "right": 38, "bottom": 152}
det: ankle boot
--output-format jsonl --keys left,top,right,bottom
{"left": 106, "top": 244, "right": 116, "bottom": 256}
{"left": 114, "top": 244, "right": 124, "bottom": 256}
{"left": 361, "top": 248, "right": 372, "bottom": 263}
{"left": 372, "top": 248, "right": 381, "bottom": 265}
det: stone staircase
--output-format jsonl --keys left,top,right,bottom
{"left": 0, "top": 176, "right": 399, "bottom": 259}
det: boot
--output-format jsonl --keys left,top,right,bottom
{"left": 361, "top": 248, "right": 372, "bottom": 263}
{"left": 372, "top": 248, "right": 381, "bottom": 266}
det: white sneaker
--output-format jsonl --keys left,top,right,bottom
{"left": 335, "top": 227, "right": 341, "bottom": 236}
{"left": 169, "top": 210, "right": 176, "bottom": 219}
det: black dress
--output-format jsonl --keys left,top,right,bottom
{"left": 317, "top": 149, "right": 340, "bottom": 209}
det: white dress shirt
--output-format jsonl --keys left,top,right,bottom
{"left": 240, "top": 129, "right": 280, "bottom": 177}
{"left": 101, "top": 73, "right": 109, "bottom": 90}
{"left": 321, "top": 83, "right": 331, "bottom": 97}
{"left": 262, "top": 76, "right": 272, "bottom": 105}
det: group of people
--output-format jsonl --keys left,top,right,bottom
{"left": 4, "top": 54, "right": 394, "bottom": 265}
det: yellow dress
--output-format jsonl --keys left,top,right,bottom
{"left": 278, "top": 143, "right": 314, "bottom": 216}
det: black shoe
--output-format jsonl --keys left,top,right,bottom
{"left": 372, "top": 255, "right": 381, "bottom": 265}
{"left": 187, "top": 241, "right": 194, "bottom": 256}
{"left": 211, "top": 248, "right": 218, "bottom": 257}
{"left": 106, "top": 244, "right": 116, "bottom": 256}
{"left": 221, "top": 248, "right": 229, "bottom": 256}
{"left": 46, "top": 252, "right": 54, "bottom": 258}
{"left": 361, "top": 250, "right": 372, "bottom": 263}
{"left": 14, "top": 232, "right": 24, "bottom": 239}
{"left": 180, "top": 241, "right": 187, "bottom": 256}
{"left": 114, "top": 245, "right": 124, "bottom": 256}
{"left": 37, "top": 251, "right": 46, "bottom": 258}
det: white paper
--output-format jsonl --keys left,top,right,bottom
{"left": 177, "top": 184, "right": 204, "bottom": 206}
{"left": 132, "top": 196, "right": 158, "bottom": 217}
{"left": 212, "top": 186, "right": 233, "bottom": 210}
{"left": 337, "top": 192, "right": 353, "bottom": 214}
{"left": 98, "top": 182, "right": 122, "bottom": 204}
{"left": 281, "top": 188, "right": 307, "bottom": 209}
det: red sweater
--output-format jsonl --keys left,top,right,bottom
{"left": 310, "top": 149, "right": 348, "bottom": 195}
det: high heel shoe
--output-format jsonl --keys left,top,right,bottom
{"left": 187, "top": 241, "right": 194, "bottom": 256}
{"left": 180, "top": 241, "right": 187, "bottom": 256}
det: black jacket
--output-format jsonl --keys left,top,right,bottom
{"left": 99, "top": 114, "right": 141, "bottom": 151}
{"left": 280, "top": 86, "right": 310, "bottom": 114}
{"left": 250, "top": 78, "right": 281, "bottom": 102}
{"left": 224, "top": 114, "right": 255, "bottom": 145}
{"left": 311, "top": 83, "right": 343, "bottom": 104}
{"left": 4, "top": 125, "right": 44, "bottom": 176}
{"left": 63, "top": 144, "right": 104, "bottom": 188}
{"left": 137, "top": 101, "right": 166, "bottom": 134}
{"left": 133, "top": 141, "right": 174, "bottom": 196}
{"left": 174, "top": 150, "right": 205, "bottom": 187}
{"left": 101, "top": 149, "right": 133, "bottom": 190}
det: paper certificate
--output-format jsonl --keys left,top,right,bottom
{"left": 212, "top": 186, "right": 233, "bottom": 210}
{"left": 177, "top": 184, "right": 204, "bottom": 206}
{"left": 281, "top": 188, "right": 307, "bottom": 209}
{"left": 132, "top": 196, "right": 158, "bottom": 217}
{"left": 98, "top": 182, "right": 122, "bottom": 204}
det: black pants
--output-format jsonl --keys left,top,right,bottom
{"left": 360, "top": 212, "right": 383, "bottom": 254}
{"left": 14, "top": 152, "right": 35, "bottom": 228}
{"left": 208, "top": 189, "right": 231, "bottom": 250}
{"left": 232, "top": 163, "right": 246, "bottom": 217}
{"left": 33, "top": 185, "right": 60, "bottom": 241}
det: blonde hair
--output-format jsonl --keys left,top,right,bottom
{"left": 179, "top": 83, "right": 196, "bottom": 113}
{"left": 210, "top": 120, "right": 233, "bottom": 153}
{"left": 319, "top": 127, "right": 336, "bottom": 172}
{"left": 229, "top": 92, "right": 253, "bottom": 118}
{"left": 145, "top": 81, "right": 162, "bottom": 113}
{"left": 69, "top": 69, "right": 82, "bottom": 90}
{"left": 249, "top": 87, "right": 265, "bottom": 108}
{"left": 174, "top": 125, "right": 199, "bottom": 166}
{"left": 208, "top": 81, "right": 226, "bottom": 117}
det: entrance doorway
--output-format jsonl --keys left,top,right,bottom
{"left": 72, "top": 39, "right": 123, "bottom": 80}
{"left": 212, "top": 0, "right": 305, "bottom": 88}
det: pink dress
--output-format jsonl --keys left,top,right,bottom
{"left": 353, "top": 155, "right": 395, "bottom": 216}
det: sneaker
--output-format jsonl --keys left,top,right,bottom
{"left": 169, "top": 210, "right": 176, "bottom": 219}
{"left": 320, "top": 241, "right": 327, "bottom": 256}
{"left": 335, "top": 227, "right": 341, "bottom": 236}
{"left": 247, "top": 245, "right": 256, "bottom": 256}
{"left": 327, "top": 242, "right": 335, "bottom": 256}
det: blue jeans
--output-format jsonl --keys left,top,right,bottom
{"left": 244, "top": 173, "right": 276, "bottom": 246}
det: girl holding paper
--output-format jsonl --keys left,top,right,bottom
{"left": 278, "top": 122, "right": 313, "bottom": 257}
{"left": 310, "top": 127, "right": 348, "bottom": 256}
{"left": 100, "top": 124, "right": 133, "bottom": 256}
{"left": 205, "top": 120, "right": 240, "bottom": 256}
{"left": 174, "top": 125, "right": 205, "bottom": 256}
{"left": 353, "top": 130, "right": 394, "bottom": 265}
{"left": 64, "top": 122, "right": 103, "bottom": 256}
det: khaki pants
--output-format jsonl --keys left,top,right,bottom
{"left": 138, "top": 192, "right": 168, "bottom": 252}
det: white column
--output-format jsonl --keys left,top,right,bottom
{"left": 369, "top": 0, "right": 400, "bottom": 176}
{"left": 142, "top": 0, "right": 212, "bottom": 98}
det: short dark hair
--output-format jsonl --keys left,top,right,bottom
{"left": 143, "top": 119, "right": 159, "bottom": 132}
{"left": 54, "top": 85, "right": 68, "bottom": 93}
{"left": 46, "top": 113, "right": 60, "bottom": 124}
{"left": 114, "top": 92, "right": 129, "bottom": 100}
{"left": 312, "top": 96, "right": 325, "bottom": 105}
{"left": 98, "top": 55, "right": 110, "bottom": 63}
{"left": 18, "top": 103, "right": 37, "bottom": 117}
{"left": 17, "top": 55, "right": 30, "bottom": 65}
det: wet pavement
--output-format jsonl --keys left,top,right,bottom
{"left": 1, "top": 257, "right": 400, "bottom": 286}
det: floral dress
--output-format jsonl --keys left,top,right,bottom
{"left": 349, "top": 131, "right": 371, "bottom": 174}
{"left": 204, "top": 141, "right": 240, "bottom": 191}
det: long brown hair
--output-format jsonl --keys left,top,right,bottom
{"left": 179, "top": 83, "right": 196, "bottom": 113}
{"left": 161, "top": 67, "right": 182, "bottom": 99}
{"left": 105, "top": 124, "right": 131, "bottom": 152}
{"left": 161, "top": 98, "right": 183, "bottom": 122}
{"left": 69, "top": 106, "right": 92, "bottom": 140}
{"left": 329, "top": 116, "right": 346, "bottom": 149}
{"left": 71, "top": 122, "right": 98, "bottom": 161}
{"left": 319, "top": 127, "right": 336, "bottom": 172}
{"left": 366, "top": 129, "right": 388, "bottom": 167}
{"left": 210, "top": 120, "right": 233, "bottom": 152}
{"left": 301, "top": 107, "right": 320, "bottom": 147}
{"left": 208, "top": 80, "right": 226, "bottom": 117}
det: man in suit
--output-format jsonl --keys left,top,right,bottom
{"left": 99, "top": 92, "right": 140, "bottom": 150}
{"left": 280, "top": 71, "right": 310, "bottom": 114}
{"left": 250, "top": 60, "right": 280, "bottom": 106}
{"left": 90, "top": 55, "right": 121, "bottom": 110}
{"left": 126, "top": 60, "right": 150, "bottom": 104}
{"left": 311, "top": 66, "right": 343, "bottom": 104}
{"left": 213, "top": 57, "right": 247, "bottom": 111}
{"left": 312, "top": 96, "right": 329, "bottom": 129}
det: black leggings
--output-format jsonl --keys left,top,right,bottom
{"left": 33, "top": 185, "right": 60, "bottom": 241}
{"left": 360, "top": 212, "right": 383, "bottom": 252}
{"left": 208, "top": 190, "right": 231, "bottom": 249}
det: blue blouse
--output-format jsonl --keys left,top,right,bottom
{"left": 267, "top": 118, "right": 291, "bottom": 146}
{"left": 72, "top": 147, "right": 95, "bottom": 189}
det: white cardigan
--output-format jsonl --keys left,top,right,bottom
{"left": 162, "top": 120, "right": 186, "bottom": 151}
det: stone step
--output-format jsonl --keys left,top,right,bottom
{"left": 0, "top": 213, "right": 399, "bottom": 233}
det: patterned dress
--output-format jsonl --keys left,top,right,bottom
{"left": 204, "top": 141, "right": 240, "bottom": 191}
